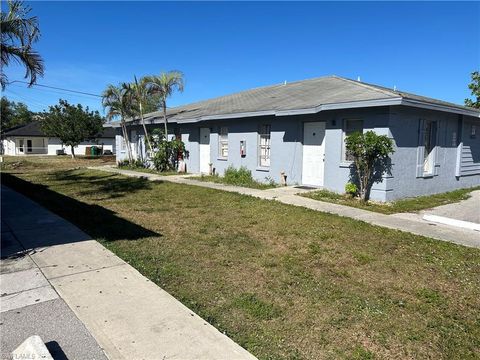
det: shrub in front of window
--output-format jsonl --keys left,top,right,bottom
{"left": 345, "top": 131, "right": 394, "bottom": 202}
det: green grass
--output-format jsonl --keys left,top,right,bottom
{"left": 193, "top": 174, "right": 276, "bottom": 189}
{"left": 117, "top": 164, "right": 182, "bottom": 176}
{"left": 301, "top": 187, "right": 480, "bottom": 214}
{"left": 2, "top": 157, "right": 480, "bottom": 359}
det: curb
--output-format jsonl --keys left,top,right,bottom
{"left": 423, "top": 214, "right": 480, "bottom": 232}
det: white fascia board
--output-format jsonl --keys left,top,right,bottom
{"left": 274, "top": 98, "right": 403, "bottom": 116}
{"left": 401, "top": 99, "right": 480, "bottom": 118}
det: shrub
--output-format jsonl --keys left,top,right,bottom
{"left": 345, "top": 182, "right": 358, "bottom": 197}
{"left": 149, "top": 129, "right": 186, "bottom": 172}
{"left": 345, "top": 131, "right": 394, "bottom": 202}
{"left": 223, "top": 166, "right": 254, "bottom": 186}
{"left": 118, "top": 159, "right": 147, "bottom": 169}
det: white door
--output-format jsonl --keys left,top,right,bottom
{"left": 302, "top": 122, "right": 326, "bottom": 186}
{"left": 199, "top": 128, "right": 211, "bottom": 173}
{"left": 130, "top": 130, "right": 137, "bottom": 159}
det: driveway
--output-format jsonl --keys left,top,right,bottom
{"left": 424, "top": 190, "right": 480, "bottom": 224}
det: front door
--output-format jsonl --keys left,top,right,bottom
{"left": 302, "top": 122, "right": 326, "bottom": 186}
{"left": 199, "top": 128, "right": 211, "bottom": 173}
{"left": 130, "top": 130, "right": 137, "bottom": 159}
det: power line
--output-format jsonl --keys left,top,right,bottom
{"left": 7, "top": 80, "right": 102, "bottom": 98}
{"left": 8, "top": 82, "right": 103, "bottom": 100}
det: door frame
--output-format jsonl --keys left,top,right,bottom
{"left": 302, "top": 121, "right": 326, "bottom": 187}
{"left": 199, "top": 127, "right": 211, "bottom": 173}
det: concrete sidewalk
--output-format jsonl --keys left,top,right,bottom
{"left": 91, "top": 166, "right": 480, "bottom": 249}
{"left": 1, "top": 186, "right": 256, "bottom": 360}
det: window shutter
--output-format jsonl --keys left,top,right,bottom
{"left": 416, "top": 119, "right": 425, "bottom": 177}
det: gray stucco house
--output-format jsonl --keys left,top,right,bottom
{"left": 114, "top": 76, "right": 480, "bottom": 202}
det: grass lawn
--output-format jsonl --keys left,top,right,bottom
{"left": 1, "top": 155, "right": 116, "bottom": 172}
{"left": 192, "top": 174, "right": 277, "bottom": 190}
{"left": 2, "top": 157, "right": 480, "bottom": 359}
{"left": 117, "top": 164, "right": 183, "bottom": 176}
{"left": 302, "top": 188, "right": 480, "bottom": 215}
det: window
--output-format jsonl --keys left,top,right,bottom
{"left": 18, "top": 139, "right": 24, "bottom": 153}
{"left": 27, "top": 139, "right": 32, "bottom": 153}
{"left": 423, "top": 120, "right": 437, "bottom": 174}
{"left": 218, "top": 127, "right": 228, "bottom": 158}
{"left": 258, "top": 124, "right": 271, "bottom": 167}
{"left": 471, "top": 124, "right": 477, "bottom": 139}
{"left": 342, "top": 119, "right": 363, "bottom": 162}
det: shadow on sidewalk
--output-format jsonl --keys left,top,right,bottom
{"left": 2, "top": 173, "right": 160, "bottom": 244}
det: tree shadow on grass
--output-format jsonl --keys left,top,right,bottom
{"left": 52, "top": 169, "right": 159, "bottom": 199}
{"left": 2, "top": 173, "right": 160, "bottom": 242}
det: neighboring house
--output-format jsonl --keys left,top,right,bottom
{"left": 1, "top": 121, "right": 116, "bottom": 156}
{"left": 114, "top": 75, "right": 480, "bottom": 201}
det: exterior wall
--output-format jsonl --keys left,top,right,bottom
{"left": 386, "top": 106, "right": 480, "bottom": 201}
{"left": 119, "top": 106, "right": 479, "bottom": 202}
{"left": 459, "top": 118, "right": 480, "bottom": 176}
{"left": 1, "top": 137, "right": 48, "bottom": 155}
{"left": 190, "top": 108, "right": 390, "bottom": 202}
{"left": 47, "top": 138, "right": 115, "bottom": 156}
{"left": 1, "top": 136, "right": 115, "bottom": 156}
{"left": 1, "top": 139, "right": 16, "bottom": 155}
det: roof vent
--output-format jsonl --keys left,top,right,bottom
{"left": 357, "top": 76, "right": 361, "bottom": 82}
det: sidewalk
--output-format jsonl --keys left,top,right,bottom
{"left": 91, "top": 166, "right": 480, "bottom": 249}
{"left": 1, "top": 186, "right": 256, "bottom": 360}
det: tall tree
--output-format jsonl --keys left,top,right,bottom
{"left": 465, "top": 71, "right": 480, "bottom": 109}
{"left": 145, "top": 71, "right": 184, "bottom": 136}
{"left": 131, "top": 76, "right": 153, "bottom": 154}
{"left": 41, "top": 99, "right": 104, "bottom": 158}
{"left": 102, "top": 83, "right": 135, "bottom": 163}
{"left": 1, "top": 96, "right": 34, "bottom": 131}
{"left": 1, "top": 0, "right": 44, "bottom": 89}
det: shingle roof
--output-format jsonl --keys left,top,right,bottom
{"left": 2, "top": 121, "right": 45, "bottom": 136}
{"left": 3, "top": 121, "right": 116, "bottom": 138}
{"left": 118, "top": 75, "right": 479, "bottom": 126}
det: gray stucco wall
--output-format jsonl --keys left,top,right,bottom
{"left": 116, "top": 105, "right": 479, "bottom": 202}
{"left": 386, "top": 106, "right": 480, "bottom": 201}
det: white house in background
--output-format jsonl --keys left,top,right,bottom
{"left": 1, "top": 121, "right": 116, "bottom": 156}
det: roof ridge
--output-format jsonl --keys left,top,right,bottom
{"left": 332, "top": 76, "right": 400, "bottom": 98}
{"left": 149, "top": 75, "right": 338, "bottom": 115}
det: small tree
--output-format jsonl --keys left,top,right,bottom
{"left": 465, "top": 71, "right": 480, "bottom": 109}
{"left": 149, "top": 128, "right": 185, "bottom": 172}
{"left": 41, "top": 99, "right": 104, "bottom": 158}
{"left": 345, "top": 130, "right": 394, "bottom": 202}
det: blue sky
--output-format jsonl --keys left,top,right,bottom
{"left": 2, "top": 1, "right": 479, "bottom": 115}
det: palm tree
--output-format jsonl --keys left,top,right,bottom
{"left": 145, "top": 71, "right": 184, "bottom": 137}
{"left": 1, "top": 0, "right": 44, "bottom": 89}
{"left": 131, "top": 75, "right": 154, "bottom": 154}
{"left": 102, "top": 83, "right": 135, "bottom": 163}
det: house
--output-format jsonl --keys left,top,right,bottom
{"left": 1, "top": 121, "right": 116, "bottom": 156}
{"left": 114, "top": 75, "right": 480, "bottom": 201}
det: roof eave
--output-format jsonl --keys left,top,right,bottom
{"left": 400, "top": 99, "right": 480, "bottom": 118}
{"left": 123, "top": 97, "right": 480, "bottom": 126}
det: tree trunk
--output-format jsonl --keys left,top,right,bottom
{"left": 71, "top": 145, "right": 75, "bottom": 159}
{"left": 163, "top": 102, "right": 168, "bottom": 138}
{"left": 139, "top": 102, "right": 153, "bottom": 156}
